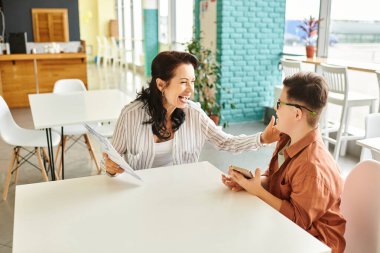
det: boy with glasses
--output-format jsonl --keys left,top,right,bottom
{"left": 222, "top": 72, "right": 346, "bottom": 253}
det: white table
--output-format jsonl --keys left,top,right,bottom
{"left": 29, "top": 89, "right": 132, "bottom": 180}
{"left": 13, "top": 162, "right": 330, "bottom": 253}
{"left": 357, "top": 137, "right": 380, "bottom": 161}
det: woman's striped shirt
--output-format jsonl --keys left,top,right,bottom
{"left": 112, "top": 100, "right": 263, "bottom": 170}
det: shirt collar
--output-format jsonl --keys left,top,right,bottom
{"left": 283, "top": 128, "right": 321, "bottom": 159}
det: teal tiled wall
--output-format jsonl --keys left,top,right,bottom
{"left": 144, "top": 9, "right": 159, "bottom": 76}
{"left": 196, "top": 0, "right": 286, "bottom": 122}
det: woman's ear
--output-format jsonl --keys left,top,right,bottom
{"left": 156, "top": 78, "right": 166, "bottom": 92}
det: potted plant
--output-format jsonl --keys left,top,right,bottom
{"left": 298, "top": 16, "right": 322, "bottom": 58}
{"left": 186, "top": 38, "right": 224, "bottom": 125}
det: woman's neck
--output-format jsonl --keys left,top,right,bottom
{"left": 164, "top": 102, "right": 176, "bottom": 121}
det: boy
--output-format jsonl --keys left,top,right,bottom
{"left": 222, "top": 72, "right": 346, "bottom": 253}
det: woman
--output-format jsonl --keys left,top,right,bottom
{"left": 105, "top": 51, "right": 279, "bottom": 175}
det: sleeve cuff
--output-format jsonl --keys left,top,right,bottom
{"left": 257, "top": 132, "right": 266, "bottom": 147}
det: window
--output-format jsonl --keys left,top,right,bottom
{"left": 116, "top": 0, "right": 143, "bottom": 66}
{"left": 158, "top": 0, "right": 169, "bottom": 45}
{"left": 328, "top": 0, "right": 380, "bottom": 64}
{"left": 283, "top": 0, "right": 320, "bottom": 55}
{"left": 174, "top": 0, "right": 193, "bottom": 50}
{"left": 158, "top": 0, "right": 193, "bottom": 51}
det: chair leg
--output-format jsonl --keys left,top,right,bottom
{"left": 13, "top": 148, "right": 21, "bottom": 185}
{"left": 340, "top": 107, "right": 351, "bottom": 156}
{"left": 36, "top": 148, "right": 49, "bottom": 182}
{"left": 57, "top": 154, "right": 63, "bottom": 180}
{"left": 333, "top": 105, "right": 349, "bottom": 161}
{"left": 42, "top": 147, "right": 50, "bottom": 164}
{"left": 54, "top": 135, "right": 67, "bottom": 165}
{"left": 83, "top": 134, "right": 101, "bottom": 173}
{"left": 55, "top": 136, "right": 68, "bottom": 180}
{"left": 320, "top": 106, "right": 329, "bottom": 149}
{"left": 2, "top": 148, "right": 17, "bottom": 200}
{"left": 54, "top": 139, "right": 62, "bottom": 165}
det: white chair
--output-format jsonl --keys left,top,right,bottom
{"left": 102, "top": 36, "right": 112, "bottom": 67}
{"left": 118, "top": 37, "right": 128, "bottom": 69}
{"left": 96, "top": 36, "right": 104, "bottom": 66}
{"left": 360, "top": 113, "right": 380, "bottom": 161}
{"left": 0, "top": 96, "right": 60, "bottom": 200}
{"left": 110, "top": 37, "right": 121, "bottom": 67}
{"left": 341, "top": 160, "right": 380, "bottom": 253}
{"left": 280, "top": 59, "right": 302, "bottom": 78}
{"left": 53, "top": 79, "right": 101, "bottom": 178}
{"left": 275, "top": 59, "right": 302, "bottom": 106}
{"left": 320, "top": 63, "right": 377, "bottom": 161}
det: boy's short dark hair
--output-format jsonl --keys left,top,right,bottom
{"left": 283, "top": 72, "right": 328, "bottom": 127}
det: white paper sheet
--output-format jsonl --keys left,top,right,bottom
{"left": 84, "top": 123, "right": 142, "bottom": 181}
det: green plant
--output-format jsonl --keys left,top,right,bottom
{"left": 298, "top": 16, "right": 322, "bottom": 46}
{"left": 186, "top": 38, "right": 235, "bottom": 127}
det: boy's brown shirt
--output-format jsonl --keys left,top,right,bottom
{"left": 264, "top": 128, "right": 346, "bottom": 253}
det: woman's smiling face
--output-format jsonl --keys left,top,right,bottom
{"left": 158, "top": 63, "right": 195, "bottom": 110}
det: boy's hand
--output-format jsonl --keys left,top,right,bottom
{"left": 261, "top": 116, "right": 280, "bottom": 144}
{"left": 230, "top": 168, "right": 263, "bottom": 197}
{"left": 221, "top": 174, "right": 244, "bottom": 192}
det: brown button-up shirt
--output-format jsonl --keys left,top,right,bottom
{"left": 264, "top": 128, "right": 346, "bottom": 253}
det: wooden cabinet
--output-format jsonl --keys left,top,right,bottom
{"left": 0, "top": 53, "right": 87, "bottom": 108}
{"left": 32, "top": 8, "right": 69, "bottom": 42}
{"left": 0, "top": 71, "right": 3, "bottom": 97}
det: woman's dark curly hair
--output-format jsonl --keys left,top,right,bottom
{"left": 136, "top": 51, "right": 199, "bottom": 141}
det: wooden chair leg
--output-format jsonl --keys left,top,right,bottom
{"left": 13, "top": 148, "right": 21, "bottom": 185}
{"left": 53, "top": 135, "right": 68, "bottom": 180}
{"left": 57, "top": 154, "right": 63, "bottom": 180}
{"left": 54, "top": 135, "right": 67, "bottom": 164}
{"left": 54, "top": 139, "right": 62, "bottom": 165}
{"left": 42, "top": 147, "right": 50, "bottom": 164}
{"left": 2, "top": 148, "right": 17, "bottom": 200}
{"left": 36, "top": 148, "right": 49, "bottom": 182}
{"left": 83, "top": 134, "right": 101, "bottom": 173}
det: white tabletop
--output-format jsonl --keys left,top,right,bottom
{"left": 13, "top": 162, "right": 330, "bottom": 253}
{"left": 29, "top": 89, "right": 132, "bottom": 129}
{"left": 357, "top": 137, "right": 380, "bottom": 152}
{"left": 357, "top": 137, "right": 380, "bottom": 160}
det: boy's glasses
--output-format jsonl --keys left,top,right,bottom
{"left": 276, "top": 99, "right": 317, "bottom": 117}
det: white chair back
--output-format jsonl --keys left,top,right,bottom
{"left": 341, "top": 160, "right": 380, "bottom": 253}
{"left": 281, "top": 59, "right": 301, "bottom": 77}
{"left": 0, "top": 96, "right": 21, "bottom": 144}
{"left": 365, "top": 113, "right": 380, "bottom": 138}
{"left": 53, "top": 79, "right": 87, "bottom": 93}
{"left": 360, "top": 113, "right": 380, "bottom": 160}
{"left": 320, "top": 63, "right": 348, "bottom": 95}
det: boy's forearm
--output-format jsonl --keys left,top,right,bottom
{"left": 257, "top": 187, "right": 282, "bottom": 211}
{"left": 261, "top": 176, "right": 269, "bottom": 190}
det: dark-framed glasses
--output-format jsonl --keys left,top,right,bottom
{"left": 276, "top": 99, "right": 317, "bottom": 117}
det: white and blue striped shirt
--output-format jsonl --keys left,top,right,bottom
{"left": 112, "top": 100, "right": 263, "bottom": 170}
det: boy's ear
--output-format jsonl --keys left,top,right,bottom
{"left": 295, "top": 108, "right": 303, "bottom": 121}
